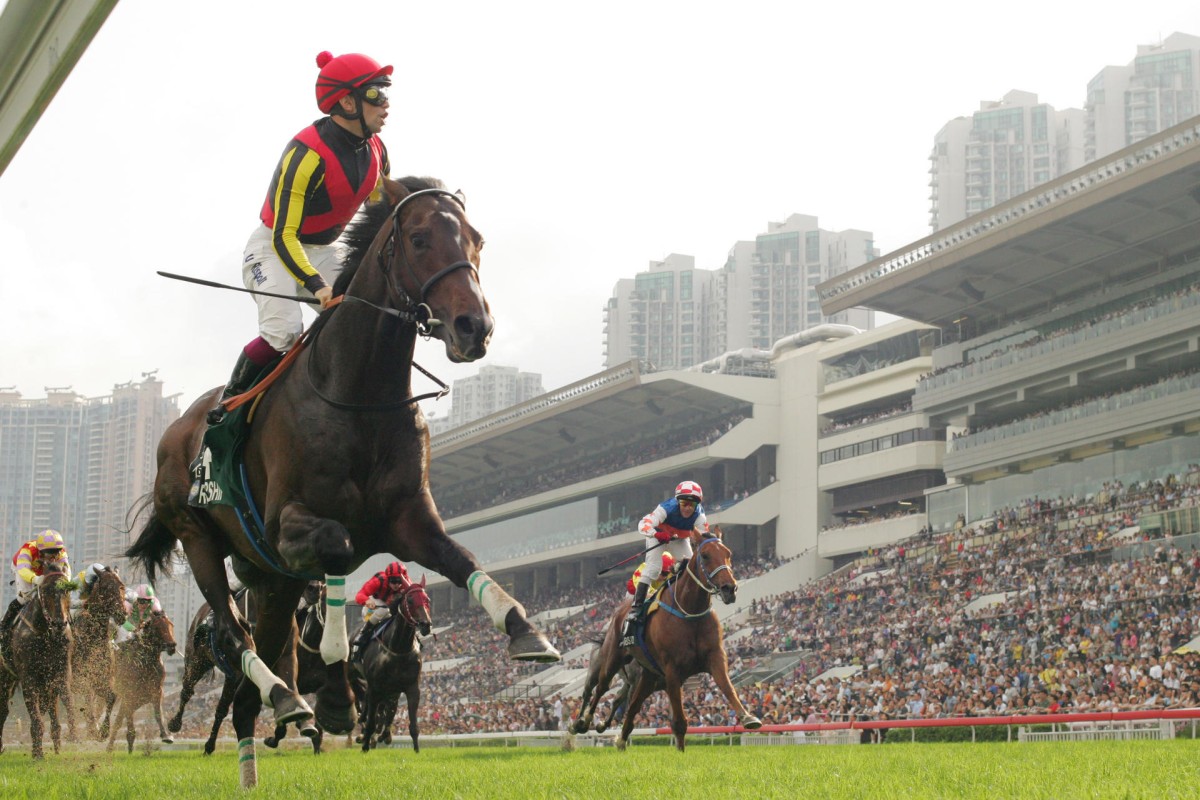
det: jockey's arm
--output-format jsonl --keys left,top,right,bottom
{"left": 14, "top": 547, "right": 37, "bottom": 585}
{"left": 639, "top": 506, "right": 668, "bottom": 538}
{"left": 354, "top": 575, "right": 381, "bottom": 607}
{"left": 269, "top": 144, "right": 328, "bottom": 297}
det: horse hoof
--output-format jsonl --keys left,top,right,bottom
{"left": 167, "top": 719, "right": 182, "bottom": 734}
{"left": 271, "top": 689, "right": 314, "bottom": 728}
{"left": 507, "top": 632, "right": 561, "bottom": 663}
{"left": 263, "top": 737, "right": 279, "bottom": 749}
{"left": 615, "top": 737, "right": 627, "bottom": 752}
{"left": 740, "top": 714, "right": 762, "bottom": 730}
{"left": 299, "top": 721, "right": 319, "bottom": 739}
{"left": 561, "top": 733, "right": 576, "bottom": 752}
{"left": 315, "top": 702, "right": 356, "bottom": 736}
{"left": 162, "top": 736, "right": 174, "bottom": 744}
{"left": 595, "top": 721, "right": 608, "bottom": 734}
{"left": 203, "top": 742, "right": 216, "bottom": 756}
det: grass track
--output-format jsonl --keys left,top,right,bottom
{"left": 0, "top": 739, "right": 1197, "bottom": 799}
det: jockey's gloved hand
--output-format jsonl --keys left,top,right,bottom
{"left": 654, "top": 530, "right": 673, "bottom": 544}
{"left": 32, "top": 575, "right": 44, "bottom": 586}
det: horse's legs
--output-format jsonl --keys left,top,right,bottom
{"left": 47, "top": 692, "right": 62, "bottom": 754}
{"left": 274, "top": 506, "right": 358, "bottom": 735}
{"left": 386, "top": 500, "right": 559, "bottom": 663}
{"left": 105, "top": 698, "right": 124, "bottom": 752}
{"left": 0, "top": 676, "right": 11, "bottom": 754}
{"left": 125, "top": 702, "right": 137, "bottom": 753}
{"left": 154, "top": 692, "right": 173, "bottom": 744}
{"left": 203, "top": 676, "right": 236, "bottom": 755}
{"left": 169, "top": 646, "right": 212, "bottom": 733}
{"left": 100, "top": 689, "right": 116, "bottom": 739}
{"left": 405, "top": 687, "right": 420, "bottom": 753}
{"left": 662, "top": 671, "right": 688, "bottom": 752}
{"left": 360, "top": 689, "right": 376, "bottom": 752}
{"left": 23, "top": 692, "right": 44, "bottom": 760}
{"left": 616, "top": 670, "right": 656, "bottom": 752}
{"left": 706, "top": 653, "right": 762, "bottom": 729}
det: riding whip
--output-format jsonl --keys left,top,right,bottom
{"left": 597, "top": 538, "right": 669, "bottom": 576}
{"left": 157, "top": 271, "right": 320, "bottom": 304}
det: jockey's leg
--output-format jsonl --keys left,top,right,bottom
{"left": 387, "top": 495, "right": 560, "bottom": 663}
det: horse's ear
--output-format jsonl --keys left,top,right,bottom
{"left": 383, "top": 176, "right": 410, "bottom": 207}
{"left": 453, "top": 189, "right": 466, "bottom": 206}
{"left": 712, "top": 525, "right": 724, "bottom": 540}
{"left": 420, "top": 574, "right": 427, "bottom": 588}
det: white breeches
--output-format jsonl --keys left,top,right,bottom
{"left": 242, "top": 225, "right": 345, "bottom": 352}
{"left": 638, "top": 537, "right": 693, "bottom": 583}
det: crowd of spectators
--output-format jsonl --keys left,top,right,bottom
{"left": 164, "top": 466, "right": 1200, "bottom": 741}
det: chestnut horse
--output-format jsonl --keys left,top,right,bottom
{"left": 126, "top": 176, "right": 557, "bottom": 787}
{"left": 568, "top": 528, "right": 761, "bottom": 750}
{"left": 69, "top": 565, "right": 127, "bottom": 740}
{"left": 106, "top": 610, "right": 177, "bottom": 753}
{"left": 0, "top": 569, "right": 74, "bottom": 758}
{"left": 350, "top": 577, "right": 432, "bottom": 752}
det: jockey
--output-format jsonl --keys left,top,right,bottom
{"left": 626, "top": 551, "right": 676, "bottom": 596}
{"left": 2, "top": 529, "right": 72, "bottom": 662}
{"left": 349, "top": 561, "right": 410, "bottom": 661}
{"left": 207, "top": 50, "right": 394, "bottom": 425}
{"left": 115, "top": 584, "right": 162, "bottom": 645}
{"left": 621, "top": 481, "right": 708, "bottom": 645}
{"left": 72, "top": 562, "right": 109, "bottom": 609}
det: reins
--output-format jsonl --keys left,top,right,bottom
{"left": 661, "top": 537, "right": 732, "bottom": 619}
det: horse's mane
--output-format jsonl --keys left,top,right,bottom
{"left": 333, "top": 176, "right": 448, "bottom": 295}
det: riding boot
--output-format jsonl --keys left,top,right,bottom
{"left": 0, "top": 598, "right": 22, "bottom": 665}
{"left": 349, "top": 624, "right": 373, "bottom": 662}
{"left": 620, "top": 583, "right": 650, "bottom": 646}
{"left": 206, "top": 352, "right": 260, "bottom": 425}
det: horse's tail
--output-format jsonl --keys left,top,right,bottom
{"left": 124, "top": 493, "right": 177, "bottom": 585}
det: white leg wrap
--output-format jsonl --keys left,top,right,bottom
{"left": 238, "top": 737, "right": 257, "bottom": 788}
{"left": 467, "top": 570, "right": 524, "bottom": 633}
{"left": 320, "top": 575, "right": 349, "bottom": 664}
{"left": 240, "top": 650, "right": 285, "bottom": 706}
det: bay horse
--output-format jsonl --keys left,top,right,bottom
{"left": 127, "top": 175, "right": 557, "bottom": 787}
{"left": 0, "top": 569, "right": 75, "bottom": 758}
{"left": 167, "top": 588, "right": 256, "bottom": 751}
{"left": 350, "top": 576, "right": 432, "bottom": 752}
{"left": 567, "top": 527, "right": 761, "bottom": 750}
{"left": 69, "top": 565, "right": 127, "bottom": 740}
{"left": 106, "top": 610, "right": 177, "bottom": 753}
{"left": 263, "top": 581, "right": 330, "bottom": 754}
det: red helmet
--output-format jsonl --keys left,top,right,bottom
{"left": 384, "top": 561, "right": 408, "bottom": 582}
{"left": 674, "top": 481, "right": 703, "bottom": 503}
{"left": 315, "top": 51, "right": 393, "bottom": 114}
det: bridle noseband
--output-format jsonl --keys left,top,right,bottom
{"left": 663, "top": 537, "right": 733, "bottom": 619}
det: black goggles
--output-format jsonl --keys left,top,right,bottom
{"left": 360, "top": 84, "right": 390, "bottom": 107}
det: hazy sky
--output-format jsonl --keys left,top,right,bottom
{"left": 1, "top": 1, "right": 1197, "bottom": 415}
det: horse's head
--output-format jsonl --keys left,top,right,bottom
{"left": 148, "top": 611, "right": 177, "bottom": 656}
{"left": 691, "top": 526, "right": 737, "bottom": 605}
{"left": 302, "top": 580, "right": 324, "bottom": 608}
{"left": 390, "top": 574, "right": 433, "bottom": 637}
{"left": 90, "top": 566, "right": 128, "bottom": 624}
{"left": 37, "top": 570, "right": 75, "bottom": 630}
{"left": 369, "top": 177, "right": 492, "bottom": 362}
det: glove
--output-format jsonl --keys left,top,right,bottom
{"left": 654, "top": 530, "right": 673, "bottom": 544}
{"left": 366, "top": 597, "right": 379, "bottom": 608}
{"left": 32, "top": 575, "right": 45, "bottom": 586}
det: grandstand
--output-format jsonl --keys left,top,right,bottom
{"left": 328, "top": 115, "right": 1200, "bottom": 737}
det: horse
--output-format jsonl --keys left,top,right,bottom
{"left": 350, "top": 576, "right": 432, "bottom": 752}
{"left": 69, "top": 565, "right": 127, "bottom": 740}
{"left": 567, "top": 527, "right": 761, "bottom": 751}
{"left": 106, "top": 610, "right": 177, "bottom": 753}
{"left": 168, "top": 588, "right": 256, "bottom": 750}
{"left": 126, "top": 175, "right": 557, "bottom": 787}
{"left": 0, "top": 569, "right": 75, "bottom": 758}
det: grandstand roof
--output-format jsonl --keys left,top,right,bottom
{"left": 430, "top": 362, "right": 760, "bottom": 487}
{"left": 818, "top": 118, "right": 1200, "bottom": 329}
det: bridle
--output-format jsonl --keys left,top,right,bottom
{"left": 24, "top": 572, "right": 71, "bottom": 635}
{"left": 306, "top": 188, "right": 476, "bottom": 411}
{"left": 392, "top": 582, "right": 431, "bottom": 629}
{"left": 662, "top": 536, "right": 733, "bottom": 619}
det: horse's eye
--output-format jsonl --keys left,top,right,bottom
{"left": 409, "top": 232, "right": 428, "bottom": 249}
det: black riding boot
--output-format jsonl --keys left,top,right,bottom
{"left": 0, "top": 598, "right": 22, "bottom": 665}
{"left": 206, "top": 352, "right": 259, "bottom": 425}
{"left": 620, "top": 583, "right": 650, "bottom": 646}
{"left": 349, "top": 623, "right": 374, "bottom": 663}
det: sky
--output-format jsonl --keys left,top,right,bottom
{"left": 1, "top": 1, "right": 1198, "bottom": 417}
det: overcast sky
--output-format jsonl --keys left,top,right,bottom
{"left": 1, "top": 1, "right": 1197, "bottom": 416}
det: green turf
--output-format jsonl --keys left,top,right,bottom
{"left": 0, "top": 739, "right": 1197, "bottom": 799}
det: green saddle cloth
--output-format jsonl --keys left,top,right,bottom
{"left": 187, "top": 363, "right": 276, "bottom": 511}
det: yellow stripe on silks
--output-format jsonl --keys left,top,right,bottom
{"left": 467, "top": 570, "right": 525, "bottom": 633}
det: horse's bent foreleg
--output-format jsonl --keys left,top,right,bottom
{"left": 170, "top": 646, "right": 212, "bottom": 733}
{"left": 203, "top": 676, "right": 237, "bottom": 755}
{"left": 392, "top": 500, "right": 560, "bottom": 662}
{"left": 154, "top": 693, "right": 173, "bottom": 743}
